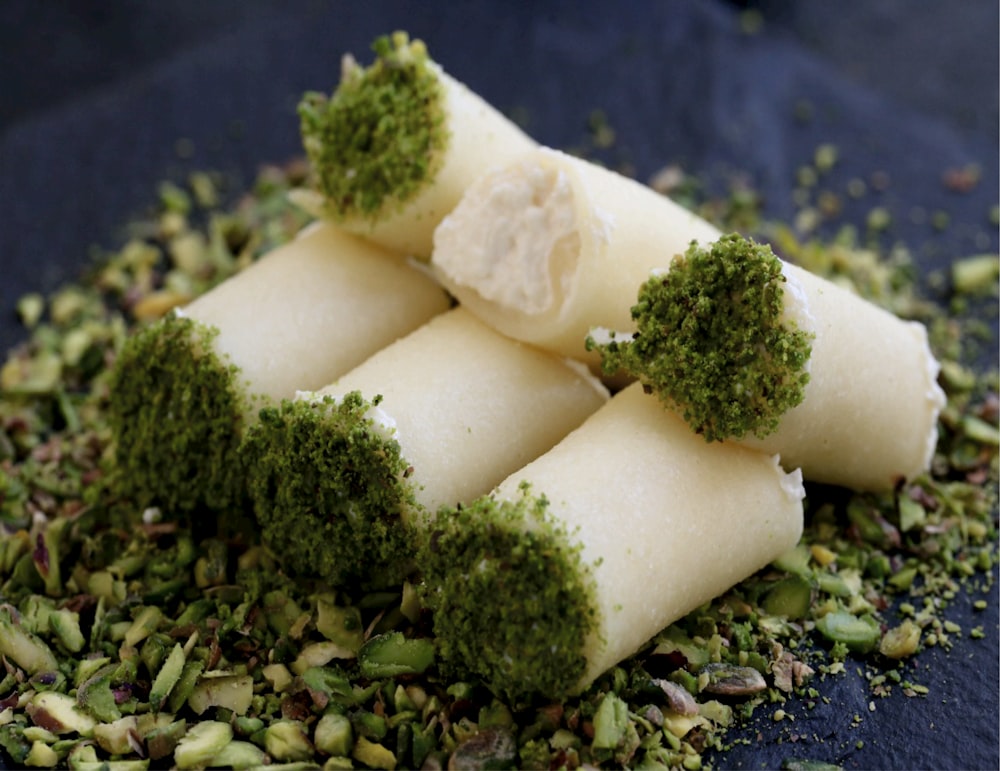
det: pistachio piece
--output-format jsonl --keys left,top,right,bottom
{"left": 652, "top": 678, "right": 700, "bottom": 717}
{"left": 264, "top": 720, "right": 313, "bottom": 763}
{"left": 879, "top": 620, "right": 921, "bottom": 659}
{"left": 698, "top": 664, "right": 767, "bottom": 697}
{"left": 358, "top": 632, "right": 435, "bottom": 678}
{"left": 815, "top": 611, "right": 881, "bottom": 654}
{"left": 314, "top": 712, "right": 353, "bottom": 757}
{"left": 173, "top": 721, "right": 233, "bottom": 769}
{"left": 447, "top": 727, "right": 517, "bottom": 770}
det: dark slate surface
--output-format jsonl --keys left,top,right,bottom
{"left": 1, "top": 2, "right": 997, "bottom": 769}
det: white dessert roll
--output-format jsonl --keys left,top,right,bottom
{"left": 497, "top": 383, "right": 805, "bottom": 691}
{"left": 313, "top": 306, "right": 609, "bottom": 511}
{"left": 336, "top": 69, "right": 537, "bottom": 258}
{"left": 294, "top": 36, "right": 537, "bottom": 259}
{"left": 423, "top": 382, "right": 805, "bottom": 698}
{"left": 183, "top": 221, "right": 451, "bottom": 417}
{"left": 431, "top": 146, "right": 720, "bottom": 364}
{"left": 108, "top": 220, "right": 449, "bottom": 513}
{"left": 739, "top": 262, "right": 945, "bottom": 491}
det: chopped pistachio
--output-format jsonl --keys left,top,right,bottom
{"left": 0, "top": 606, "right": 59, "bottom": 674}
{"left": 419, "top": 484, "right": 597, "bottom": 702}
{"left": 173, "top": 721, "right": 233, "bottom": 769}
{"left": 290, "top": 640, "right": 356, "bottom": 674}
{"left": 26, "top": 692, "right": 96, "bottom": 737}
{"left": 206, "top": 739, "right": 267, "bottom": 769}
{"left": 186, "top": 673, "right": 254, "bottom": 716}
{"left": 815, "top": 612, "right": 881, "bottom": 654}
{"left": 592, "top": 692, "right": 630, "bottom": 750}
{"left": 16, "top": 294, "right": 45, "bottom": 329}
{"left": 358, "top": 632, "right": 435, "bottom": 679}
{"left": 951, "top": 254, "right": 1000, "bottom": 295}
{"left": 264, "top": 721, "right": 313, "bottom": 763}
{"left": 298, "top": 32, "right": 448, "bottom": 223}
{"left": 447, "top": 727, "right": 518, "bottom": 770}
{"left": 352, "top": 735, "right": 397, "bottom": 770}
{"left": 106, "top": 313, "right": 250, "bottom": 514}
{"left": 315, "top": 596, "right": 365, "bottom": 652}
{"left": 762, "top": 575, "right": 813, "bottom": 619}
{"left": 0, "top": 107, "right": 995, "bottom": 771}
{"left": 879, "top": 620, "right": 921, "bottom": 659}
{"left": 147, "top": 643, "right": 186, "bottom": 713}
{"left": 314, "top": 713, "right": 353, "bottom": 757}
{"left": 698, "top": 664, "right": 767, "bottom": 697}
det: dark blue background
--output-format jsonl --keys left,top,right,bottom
{"left": 0, "top": 2, "right": 997, "bottom": 768}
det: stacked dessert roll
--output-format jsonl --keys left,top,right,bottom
{"left": 109, "top": 32, "right": 944, "bottom": 701}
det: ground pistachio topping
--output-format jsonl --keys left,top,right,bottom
{"left": 587, "top": 233, "right": 814, "bottom": 442}
{"left": 0, "top": 145, "right": 996, "bottom": 769}
{"left": 418, "top": 483, "right": 598, "bottom": 704}
{"left": 241, "top": 392, "right": 419, "bottom": 588}
{"left": 107, "top": 313, "right": 250, "bottom": 516}
{"left": 298, "top": 31, "right": 449, "bottom": 223}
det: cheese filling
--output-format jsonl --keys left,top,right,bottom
{"left": 433, "top": 160, "right": 579, "bottom": 315}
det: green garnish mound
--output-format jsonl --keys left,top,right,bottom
{"left": 419, "top": 484, "right": 598, "bottom": 703}
{"left": 241, "top": 392, "right": 417, "bottom": 588}
{"left": 107, "top": 312, "right": 248, "bottom": 514}
{"left": 587, "top": 233, "right": 813, "bottom": 442}
{"left": 298, "top": 31, "right": 449, "bottom": 222}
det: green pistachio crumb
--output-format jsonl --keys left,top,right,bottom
{"left": 814, "top": 144, "right": 838, "bottom": 173}
{"left": 951, "top": 254, "right": 1000, "bottom": 295}
{"left": 878, "top": 620, "right": 921, "bottom": 659}
{"left": 587, "top": 233, "right": 812, "bottom": 441}
{"left": 106, "top": 312, "right": 250, "bottom": 515}
{"left": 298, "top": 31, "right": 449, "bottom": 223}
{"left": 419, "top": 483, "right": 598, "bottom": 703}
{"left": 358, "top": 632, "right": 435, "bottom": 678}
{"left": 815, "top": 612, "right": 881, "bottom": 654}
{"left": 240, "top": 392, "right": 418, "bottom": 587}
{"left": 16, "top": 294, "right": 45, "bottom": 329}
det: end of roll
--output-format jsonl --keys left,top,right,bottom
{"left": 914, "top": 319, "right": 949, "bottom": 479}
{"left": 432, "top": 148, "right": 580, "bottom": 320}
{"left": 242, "top": 391, "right": 417, "bottom": 588}
{"left": 297, "top": 31, "right": 449, "bottom": 226}
{"left": 107, "top": 312, "right": 250, "bottom": 515}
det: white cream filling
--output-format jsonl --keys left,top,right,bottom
{"left": 775, "top": 461, "right": 806, "bottom": 502}
{"left": 586, "top": 326, "right": 625, "bottom": 347}
{"left": 911, "top": 320, "right": 947, "bottom": 472}
{"left": 432, "top": 159, "right": 579, "bottom": 315}
{"left": 779, "top": 265, "right": 816, "bottom": 379}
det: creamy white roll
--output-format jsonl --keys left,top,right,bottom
{"left": 295, "top": 34, "right": 536, "bottom": 258}
{"left": 739, "top": 263, "right": 945, "bottom": 491}
{"left": 107, "top": 221, "right": 449, "bottom": 513}
{"left": 313, "top": 307, "right": 609, "bottom": 512}
{"left": 589, "top": 236, "right": 945, "bottom": 492}
{"left": 183, "top": 221, "right": 450, "bottom": 414}
{"left": 431, "top": 146, "right": 720, "bottom": 364}
{"left": 421, "top": 382, "right": 805, "bottom": 700}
